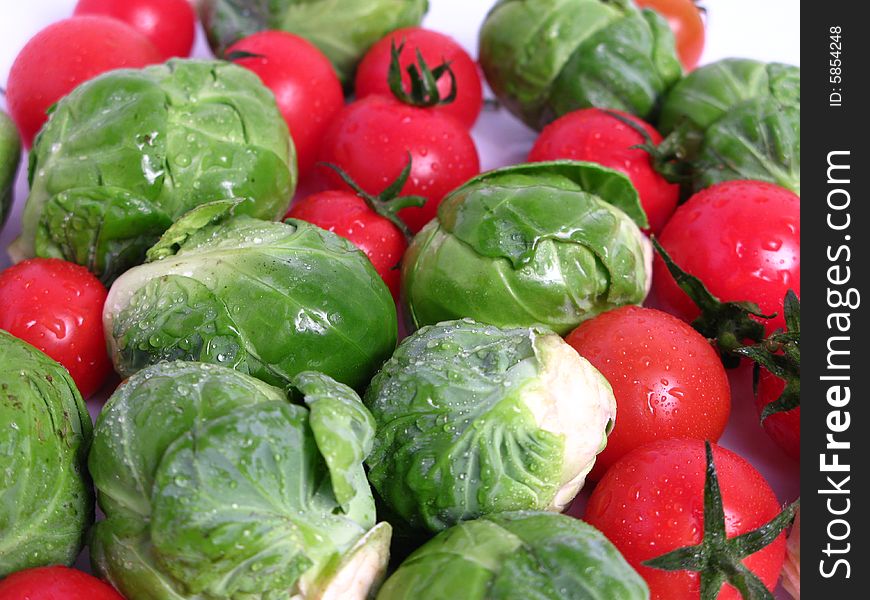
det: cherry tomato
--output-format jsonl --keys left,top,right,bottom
{"left": 651, "top": 180, "right": 800, "bottom": 335}
{"left": 636, "top": 0, "right": 705, "bottom": 71}
{"left": 355, "top": 27, "right": 483, "bottom": 129}
{"left": 0, "top": 566, "right": 123, "bottom": 599}
{"left": 756, "top": 368, "right": 799, "bottom": 460}
{"left": 566, "top": 306, "right": 730, "bottom": 479}
{"left": 0, "top": 258, "right": 111, "bottom": 398}
{"left": 227, "top": 31, "right": 344, "bottom": 178}
{"left": 74, "top": 0, "right": 196, "bottom": 60}
{"left": 528, "top": 108, "right": 679, "bottom": 234}
{"left": 315, "top": 95, "right": 480, "bottom": 233}
{"left": 585, "top": 439, "right": 788, "bottom": 600}
{"left": 5, "top": 16, "right": 160, "bottom": 148}
{"left": 287, "top": 191, "right": 408, "bottom": 299}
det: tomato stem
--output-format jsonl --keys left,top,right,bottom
{"left": 643, "top": 441, "right": 799, "bottom": 600}
{"left": 387, "top": 39, "right": 458, "bottom": 108}
{"left": 652, "top": 238, "right": 801, "bottom": 420}
{"left": 318, "top": 156, "right": 424, "bottom": 242}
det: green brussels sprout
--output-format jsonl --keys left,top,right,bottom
{"left": 0, "top": 109, "right": 21, "bottom": 229}
{"left": 364, "top": 320, "right": 616, "bottom": 532}
{"left": 103, "top": 200, "right": 397, "bottom": 390}
{"left": 89, "top": 361, "right": 392, "bottom": 600}
{"left": 658, "top": 58, "right": 800, "bottom": 194}
{"left": 9, "top": 59, "right": 296, "bottom": 283}
{"left": 402, "top": 161, "right": 652, "bottom": 335}
{"left": 199, "top": 0, "right": 429, "bottom": 84}
{"left": 479, "top": 0, "right": 681, "bottom": 130}
{"left": 378, "top": 511, "right": 649, "bottom": 600}
{"left": 0, "top": 330, "right": 93, "bottom": 576}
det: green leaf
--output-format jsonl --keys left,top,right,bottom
{"left": 0, "top": 331, "right": 93, "bottom": 576}
{"left": 0, "top": 109, "right": 21, "bottom": 228}
{"left": 106, "top": 215, "right": 397, "bottom": 390}
{"left": 295, "top": 371, "right": 377, "bottom": 525}
{"left": 657, "top": 58, "right": 800, "bottom": 193}
{"left": 364, "top": 320, "right": 615, "bottom": 532}
{"left": 150, "top": 402, "right": 366, "bottom": 597}
{"left": 89, "top": 361, "right": 385, "bottom": 600}
{"left": 13, "top": 59, "right": 296, "bottom": 280}
{"left": 403, "top": 161, "right": 651, "bottom": 335}
{"left": 379, "top": 512, "right": 649, "bottom": 600}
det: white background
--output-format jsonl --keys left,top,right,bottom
{"left": 0, "top": 0, "right": 800, "bottom": 594}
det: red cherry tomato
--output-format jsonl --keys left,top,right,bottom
{"left": 227, "top": 31, "right": 344, "bottom": 178}
{"left": 0, "top": 566, "right": 123, "bottom": 599}
{"left": 651, "top": 180, "right": 800, "bottom": 335}
{"left": 756, "top": 368, "right": 799, "bottom": 460}
{"left": 74, "top": 0, "right": 196, "bottom": 60}
{"left": 0, "top": 258, "right": 111, "bottom": 398}
{"left": 315, "top": 95, "right": 480, "bottom": 233}
{"left": 636, "top": 0, "right": 705, "bottom": 71}
{"left": 566, "top": 306, "right": 730, "bottom": 479}
{"left": 5, "top": 16, "right": 160, "bottom": 148}
{"left": 528, "top": 108, "right": 679, "bottom": 234}
{"left": 355, "top": 27, "right": 483, "bottom": 129}
{"left": 585, "top": 439, "right": 788, "bottom": 600}
{"left": 287, "top": 191, "right": 408, "bottom": 299}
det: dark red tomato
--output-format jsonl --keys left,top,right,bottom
{"left": 528, "top": 108, "right": 679, "bottom": 234}
{"left": 355, "top": 27, "right": 483, "bottom": 129}
{"left": 651, "top": 180, "right": 800, "bottom": 335}
{"left": 0, "top": 566, "right": 123, "bottom": 599}
{"left": 74, "top": 0, "right": 196, "bottom": 60}
{"left": 6, "top": 16, "right": 160, "bottom": 148}
{"left": 756, "top": 369, "right": 800, "bottom": 460}
{"left": 636, "top": 0, "right": 705, "bottom": 71}
{"left": 0, "top": 259, "right": 111, "bottom": 398}
{"left": 585, "top": 439, "right": 788, "bottom": 600}
{"left": 287, "top": 191, "right": 407, "bottom": 299}
{"left": 315, "top": 95, "right": 480, "bottom": 233}
{"left": 227, "top": 31, "right": 344, "bottom": 177}
{"left": 565, "top": 306, "right": 730, "bottom": 480}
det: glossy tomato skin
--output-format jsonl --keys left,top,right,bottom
{"left": 0, "top": 258, "right": 111, "bottom": 398}
{"left": 528, "top": 108, "right": 679, "bottom": 234}
{"left": 74, "top": 0, "right": 196, "bottom": 60}
{"left": 566, "top": 306, "right": 730, "bottom": 480}
{"left": 651, "top": 180, "right": 800, "bottom": 335}
{"left": 756, "top": 369, "right": 800, "bottom": 460}
{"left": 6, "top": 16, "right": 160, "bottom": 148}
{"left": 636, "top": 0, "right": 705, "bottom": 70}
{"left": 287, "top": 191, "right": 407, "bottom": 299}
{"left": 315, "top": 95, "right": 480, "bottom": 233}
{"left": 0, "top": 566, "right": 123, "bottom": 599}
{"left": 354, "top": 27, "right": 483, "bottom": 129}
{"left": 585, "top": 439, "right": 788, "bottom": 600}
{"left": 228, "top": 31, "right": 344, "bottom": 177}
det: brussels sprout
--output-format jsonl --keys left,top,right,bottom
{"left": 104, "top": 201, "right": 397, "bottom": 390}
{"left": 658, "top": 58, "right": 800, "bottom": 194}
{"left": 364, "top": 319, "right": 616, "bottom": 532}
{"left": 0, "top": 110, "right": 21, "bottom": 229}
{"left": 89, "top": 361, "right": 391, "bottom": 600}
{"left": 9, "top": 59, "right": 296, "bottom": 283}
{"left": 199, "top": 0, "right": 429, "bottom": 84}
{"left": 402, "top": 161, "right": 652, "bottom": 335}
{"left": 0, "top": 330, "right": 93, "bottom": 576}
{"left": 378, "top": 511, "right": 649, "bottom": 599}
{"left": 478, "top": 0, "right": 681, "bottom": 130}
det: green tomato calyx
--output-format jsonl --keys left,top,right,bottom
{"left": 388, "top": 39, "right": 458, "bottom": 108}
{"left": 319, "top": 156, "right": 425, "bottom": 242}
{"left": 643, "top": 442, "right": 799, "bottom": 600}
